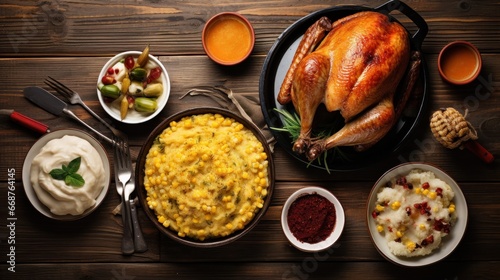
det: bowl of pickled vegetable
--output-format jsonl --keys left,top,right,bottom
{"left": 97, "top": 46, "right": 171, "bottom": 124}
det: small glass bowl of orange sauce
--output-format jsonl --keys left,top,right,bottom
{"left": 202, "top": 12, "right": 255, "bottom": 66}
{"left": 438, "top": 41, "right": 482, "bottom": 85}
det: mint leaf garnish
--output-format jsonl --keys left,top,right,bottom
{"left": 49, "top": 168, "right": 66, "bottom": 180}
{"left": 49, "top": 157, "right": 85, "bottom": 187}
{"left": 66, "top": 157, "right": 81, "bottom": 174}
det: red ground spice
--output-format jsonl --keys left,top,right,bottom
{"left": 287, "top": 193, "right": 336, "bottom": 244}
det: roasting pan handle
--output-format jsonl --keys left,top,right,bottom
{"left": 375, "top": 0, "right": 428, "bottom": 49}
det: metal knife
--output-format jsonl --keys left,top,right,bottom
{"left": 0, "top": 109, "right": 50, "bottom": 134}
{"left": 23, "top": 86, "right": 114, "bottom": 145}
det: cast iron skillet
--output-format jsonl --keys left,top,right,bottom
{"left": 259, "top": 0, "right": 429, "bottom": 171}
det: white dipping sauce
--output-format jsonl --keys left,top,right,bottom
{"left": 30, "top": 135, "right": 105, "bottom": 215}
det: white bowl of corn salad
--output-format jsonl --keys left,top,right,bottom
{"left": 135, "top": 107, "right": 275, "bottom": 247}
{"left": 366, "top": 162, "right": 468, "bottom": 267}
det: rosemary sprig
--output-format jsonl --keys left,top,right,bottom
{"left": 271, "top": 108, "right": 354, "bottom": 173}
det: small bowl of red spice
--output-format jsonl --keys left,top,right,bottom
{"left": 281, "top": 186, "right": 345, "bottom": 252}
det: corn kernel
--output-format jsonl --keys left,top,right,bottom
{"left": 419, "top": 224, "right": 426, "bottom": 230}
{"left": 377, "top": 225, "right": 384, "bottom": 232}
{"left": 406, "top": 241, "right": 416, "bottom": 252}
{"left": 376, "top": 204, "right": 385, "bottom": 212}
{"left": 422, "top": 189, "right": 430, "bottom": 196}
{"left": 428, "top": 191, "right": 437, "bottom": 199}
{"left": 396, "top": 231, "right": 403, "bottom": 238}
{"left": 259, "top": 178, "right": 267, "bottom": 187}
{"left": 414, "top": 187, "right": 421, "bottom": 194}
{"left": 391, "top": 201, "right": 401, "bottom": 210}
{"left": 158, "top": 216, "right": 166, "bottom": 224}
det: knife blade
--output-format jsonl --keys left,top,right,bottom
{"left": 23, "top": 86, "right": 114, "bottom": 145}
{"left": 0, "top": 109, "right": 50, "bottom": 134}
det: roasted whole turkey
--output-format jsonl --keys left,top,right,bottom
{"left": 277, "top": 11, "right": 421, "bottom": 161}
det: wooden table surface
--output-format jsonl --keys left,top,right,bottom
{"left": 1, "top": 0, "right": 499, "bottom": 279}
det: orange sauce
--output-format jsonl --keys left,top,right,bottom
{"left": 205, "top": 16, "right": 252, "bottom": 63}
{"left": 440, "top": 44, "right": 479, "bottom": 82}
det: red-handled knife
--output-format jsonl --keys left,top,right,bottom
{"left": 0, "top": 109, "right": 50, "bottom": 134}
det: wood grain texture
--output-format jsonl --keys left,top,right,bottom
{"left": 1, "top": 0, "right": 499, "bottom": 279}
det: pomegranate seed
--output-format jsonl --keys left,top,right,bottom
{"left": 115, "top": 68, "right": 119, "bottom": 74}
{"left": 436, "top": 188, "right": 443, "bottom": 197}
{"left": 396, "top": 176, "right": 407, "bottom": 185}
{"left": 421, "top": 235, "right": 434, "bottom": 246}
{"left": 107, "top": 67, "right": 114, "bottom": 75}
{"left": 425, "top": 235, "right": 434, "bottom": 244}
{"left": 126, "top": 95, "right": 134, "bottom": 104}
{"left": 372, "top": 210, "right": 378, "bottom": 219}
{"left": 422, "top": 182, "right": 430, "bottom": 189}
{"left": 405, "top": 207, "right": 412, "bottom": 216}
{"left": 403, "top": 183, "right": 414, "bottom": 190}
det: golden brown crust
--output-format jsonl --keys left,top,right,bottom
{"left": 277, "top": 16, "right": 332, "bottom": 105}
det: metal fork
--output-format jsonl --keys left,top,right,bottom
{"left": 44, "top": 76, "right": 125, "bottom": 138}
{"left": 46, "top": 77, "right": 146, "bottom": 252}
{"left": 113, "top": 136, "right": 147, "bottom": 253}
{"left": 113, "top": 136, "right": 135, "bottom": 255}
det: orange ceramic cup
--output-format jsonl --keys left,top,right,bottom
{"left": 202, "top": 12, "right": 255, "bottom": 66}
{"left": 438, "top": 41, "right": 482, "bottom": 85}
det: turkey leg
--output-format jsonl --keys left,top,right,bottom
{"left": 277, "top": 16, "right": 332, "bottom": 105}
{"left": 306, "top": 51, "right": 421, "bottom": 161}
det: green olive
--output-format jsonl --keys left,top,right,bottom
{"left": 134, "top": 97, "right": 157, "bottom": 112}
{"left": 129, "top": 67, "right": 148, "bottom": 82}
{"left": 99, "top": 84, "right": 120, "bottom": 99}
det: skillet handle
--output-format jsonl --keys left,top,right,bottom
{"left": 375, "top": 0, "right": 428, "bottom": 49}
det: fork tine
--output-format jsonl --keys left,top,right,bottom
{"left": 44, "top": 78, "right": 71, "bottom": 99}
{"left": 48, "top": 76, "right": 74, "bottom": 93}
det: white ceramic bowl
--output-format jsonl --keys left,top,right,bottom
{"left": 281, "top": 186, "right": 345, "bottom": 252}
{"left": 366, "top": 162, "right": 468, "bottom": 267}
{"left": 97, "top": 50, "right": 171, "bottom": 124}
{"left": 22, "top": 129, "right": 111, "bottom": 221}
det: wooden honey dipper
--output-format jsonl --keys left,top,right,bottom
{"left": 430, "top": 107, "right": 494, "bottom": 163}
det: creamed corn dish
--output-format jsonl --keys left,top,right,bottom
{"left": 143, "top": 113, "right": 270, "bottom": 241}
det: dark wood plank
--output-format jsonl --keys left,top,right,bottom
{"left": 1, "top": 0, "right": 499, "bottom": 57}
{"left": 2, "top": 261, "right": 500, "bottom": 279}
